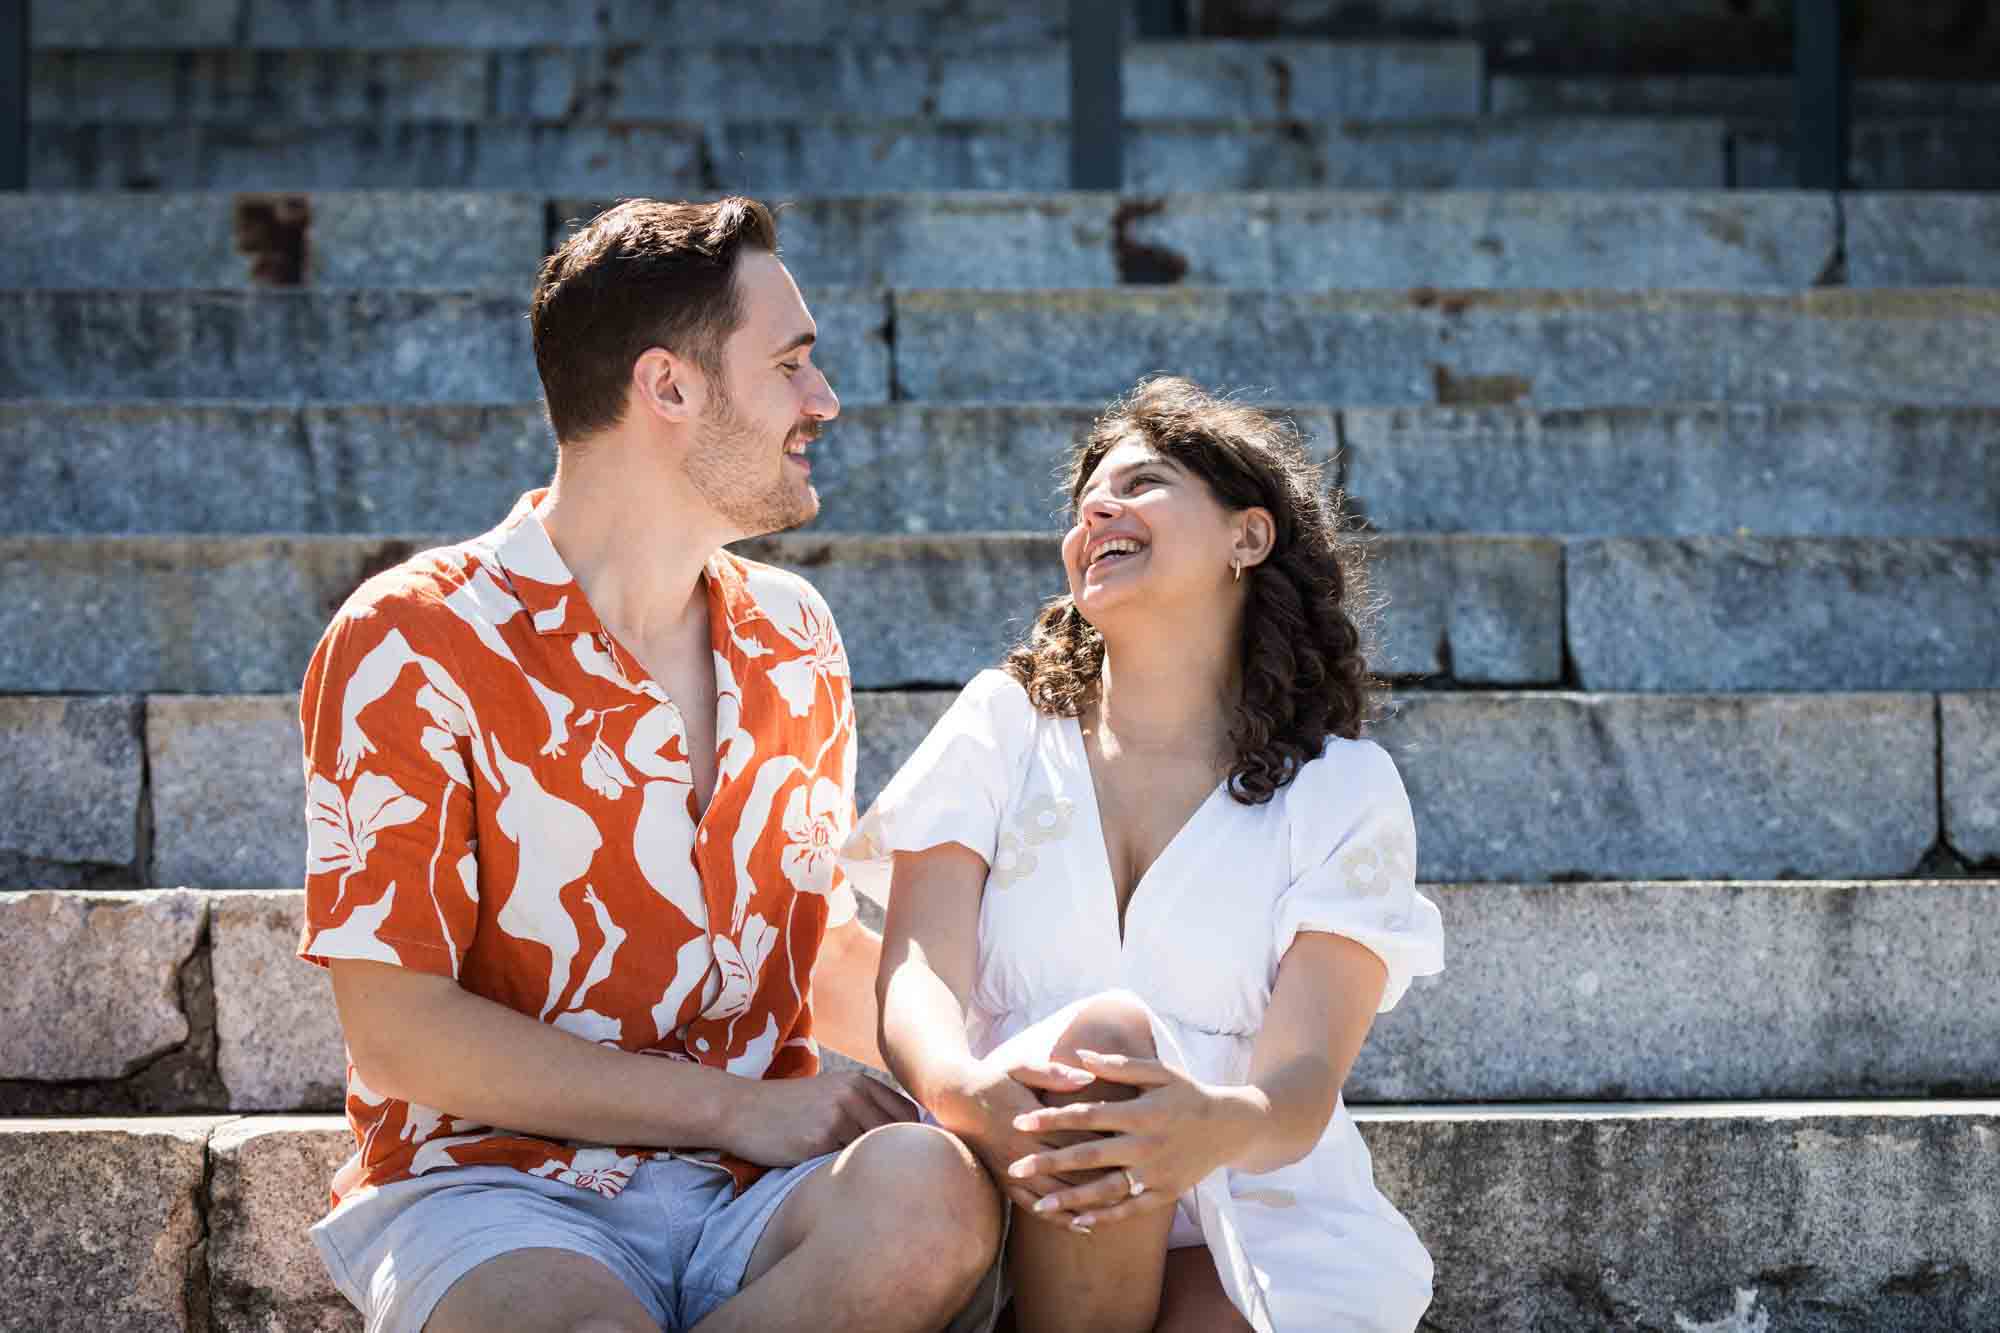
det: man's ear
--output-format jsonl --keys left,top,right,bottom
{"left": 1233, "top": 507, "right": 1277, "bottom": 570}
{"left": 630, "top": 346, "right": 701, "bottom": 425}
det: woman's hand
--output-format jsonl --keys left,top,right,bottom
{"left": 935, "top": 1056, "right": 1097, "bottom": 1221}
{"left": 1004, "top": 1048, "right": 1265, "bottom": 1232}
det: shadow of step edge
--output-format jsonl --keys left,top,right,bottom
{"left": 12, "top": 880, "right": 2000, "bottom": 1117}
{"left": 60, "top": 689, "right": 1981, "bottom": 894}
{"left": 10, "top": 1105, "right": 2000, "bottom": 1331}
{"left": 31, "top": 41, "right": 1485, "bottom": 124}
{"left": 1736, "top": 119, "right": 2000, "bottom": 193}
{"left": 0, "top": 289, "right": 889, "bottom": 404}
{"left": 0, "top": 532, "right": 1564, "bottom": 694}
{"left": 6, "top": 190, "right": 1859, "bottom": 293}
{"left": 892, "top": 288, "right": 2000, "bottom": 407}
{"left": 27, "top": 117, "right": 1732, "bottom": 193}
{"left": 29, "top": 0, "right": 1069, "bottom": 49}
{"left": 0, "top": 1116, "right": 231, "bottom": 1333}
{"left": 8, "top": 401, "right": 2000, "bottom": 541}
{"left": 1491, "top": 73, "right": 2000, "bottom": 122}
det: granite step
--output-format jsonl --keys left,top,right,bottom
{"left": 891, "top": 288, "right": 2000, "bottom": 407}
{"left": 9, "top": 882, "right": 2000, "bottom": 1117}
{"left": 8, "top": 1105, "right": 2000, "bottom": 1331}
{"left": 28, "top": 116, "right": 1731, "bottom": 192}
{"left": 1, "top": 189, "right": 1873, "bottom": 293}
{"left": 7, "top": 400, "right": 1998, "bottom": 540}
{"left": 11, "top": 288, "right": 2000, "bottom": 408}
{"left": 3, "top": 532, "right": 1995, "bottom": 696}
{"left": 8, "top": 689, "right": 1986, "bottom": 895}
{"left": 30, "top": 0, "right": 1071, "bottom": 50}
{"left": 29, "top": 41, "right": 1486, "bottom": 124}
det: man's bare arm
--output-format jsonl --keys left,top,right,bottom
{"left": 809, "top": 915, "right": 890, "bottom": 1071}
{"left": 329, "top": 958, "right": 914, "bottom": 1164}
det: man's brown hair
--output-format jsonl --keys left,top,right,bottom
{"left": 531, "top": 196, "right": 779, "bottom": 444}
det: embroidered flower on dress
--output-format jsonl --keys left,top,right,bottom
{"left": 1017, "top": 795, "right": 1074, "bottom": 847}
{"left": 1337, "top": 828, "right": 1416, "bottom": 898}
{"left": 990, "top": 830, "right": 1036, "bottom": 889}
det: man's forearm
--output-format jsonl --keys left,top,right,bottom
{"left": 331, "top": 958, "right": 747, "bottom": 1150}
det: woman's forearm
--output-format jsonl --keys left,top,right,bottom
{"left": 878, "top": 949, "right": 983, "bottom": 1116}
{"left": 1215, "top": 1053, "right": 1343, "bottom": 1174}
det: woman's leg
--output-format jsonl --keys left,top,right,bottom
{"left": 1152, "top": 1247, "right": 1252, "bottom": 1333}
{"left": 1006, "top": 990, "right": 1176, "bottom": 1333}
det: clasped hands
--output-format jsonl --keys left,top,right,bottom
{"left": 942, "top": 1050, "right": 1251, "bottom": 1236}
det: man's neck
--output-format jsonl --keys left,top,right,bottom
{"left": 536, "top": 433, "right": 735, "bottom": 652}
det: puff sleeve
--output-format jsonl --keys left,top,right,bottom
{"left": 1277, "top": 739, "right": 1444, "bottom": 1012}
{"left": 839, "top": 669, "right": 1036, "bottom": 908}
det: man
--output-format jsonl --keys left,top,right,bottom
{"left": 297, "top": 197, "right": 1004, "bottom": 1332}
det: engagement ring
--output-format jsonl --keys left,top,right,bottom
{"left": 1123, "top": 1168, "right": 1147, "bottom": 1198}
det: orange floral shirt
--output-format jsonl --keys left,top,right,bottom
{"left": 297, "top": 490, "right": 858, "bottom": 1207}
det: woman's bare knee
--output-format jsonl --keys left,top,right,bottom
{"left": 1050, "top": 989, "right": 1157, "bottom": 1064}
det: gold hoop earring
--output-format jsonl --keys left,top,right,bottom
{"left": 1232, "top": 559, "right": 1242, "bottom": 583}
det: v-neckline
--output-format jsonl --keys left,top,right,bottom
{"left": 1065, "top": 715, "right": 1228, "bottom": 947}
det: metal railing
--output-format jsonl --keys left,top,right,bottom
{"left": 1795, "top": 0, "right": 1851, "bottom": 190}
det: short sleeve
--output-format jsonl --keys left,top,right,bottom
{"left": 820, "top": 615, "right": 860, "bottom": 931}
{"left": 296, "top": 600, "right": 481, "bottom": 979}
{"left": 838, "top": 669, "right": 1035, "bottom": 908}
{"left": 1277, "top": 740, "right": 1444, "bottom": 1013}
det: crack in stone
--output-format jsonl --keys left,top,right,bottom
{"left": 0, "top": 899, "right": 226, "bottom": 1115}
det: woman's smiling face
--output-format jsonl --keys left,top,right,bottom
{"left": 1060, "top": 437, "right": 1246, "bottom": 625}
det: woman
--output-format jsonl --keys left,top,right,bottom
{"left": 842, "top": 377, "right": 1444, "bottom": 1332}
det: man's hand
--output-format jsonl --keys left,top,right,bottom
{"left": 721, "top": 1069, "right": 921, "bottom": 1166}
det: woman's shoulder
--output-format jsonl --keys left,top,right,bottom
{"left": 1283, "top": 734, "right": 1407, "bottom": 812}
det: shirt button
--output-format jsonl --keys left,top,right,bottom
{"left": 695, "top": 1037, "right": 710, "bottom": 1053}
{"left": 698, "top": 828, "right": 709, "bottom": 844}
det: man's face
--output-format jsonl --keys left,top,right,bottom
{"left": 683, "top": 251, "right": 840, "bottom": 538}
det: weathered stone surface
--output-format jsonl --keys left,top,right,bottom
{"left": 853, "top": 691, "right": 954, "bottom": 812}
{"left": 0, "top": 1117, "right": 224, "bottom": 1333}
{"left": 1125, "top": 117, "right": 1726, "bottom": 191}
{"left": 893, "top": 288, "right": 2000, "bottom": 407}
{"left": 0, "top": 193, "right": 248, "bottom": 289}
{"left": 0, "top": 537, "right": 421, "bottom": 693}
{"left": 1124, "top": 41, "right": 1482, "bottom": 119}
{"left": 0, "top": 289, "right": 887, "bottom": 404}
{"left": 150, "top": 696, "right": 306, "bottom": 891}
{"left": 1492, "top": 74, "right": 2000, "bottom": 120}
{"left": 1377, "top": 692, "right": 1936, "bottom": 881}
{"left": 710, "top": 120, "right": 1069, "bottom": 193}
{"left": 1945, "top": 693, "right": 2000, "bottom": 865}
{"left": 1362, "top": 535, "right": 1562, "bottom": 682}
{"left": 0, "top": 403, "right": 554, "bottom": 534}
{"left": 763, "top": 195, "right": 1122, "bottom": 289}
{"left": 307, "top": 193, "right": 545, "bottom": 290}
{"left": 246, "top": 0, "right": 1065, "bottom": 46}
{"left": 31, "top": 0, "right": 240, "bottom": 46}
{"left": 206, "top": 1117, "right": 359, "bottom": 1333}
{"left": 1358, "top": 1102, "right": 2000, "bottom": 1332}
{"left": 31, "top": 123, "right": 709, "bottom": 193}
{"left": 1567, "top": 538, "right": 2000, "bottom": 691}
{"left": 32, "top": 50, "right": 490, "bottom": 124}
{"left": 1358, "top": 881, "right": 2000, "bottom": 1102}
{"left": 1119, "top": 190, "right": 1832, "bottom": 290}
{"left": 1847, "top": 193, "right": 2000, "bottom": 287}
{"left": 1344, "top": 403, "right": 2000, "bottom": 538}
{"left": 0, "top": 890, "right": 202, "bottom": 1081}
{"left": 211, "top": 895, "right": 346, "bottom": 1112}
{"left": 0, "top": 695, "right": 143, "bottom": 884}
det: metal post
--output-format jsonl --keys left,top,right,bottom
{"left": 1, "top": 0, "right": 27, "bottom": 190}
{"left": 1794, "top": 0, "right": 1848, "bottom": 190}
{"left": 1070, "top": 0, "right": 1124, "bottom": 190}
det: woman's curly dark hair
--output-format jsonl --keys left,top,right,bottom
{"left": 1003, "top": 376, "right": 1380, "bottom": 806}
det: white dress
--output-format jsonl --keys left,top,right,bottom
{"left": 841, "top": 670, "right": 1446, "bottom": 1333}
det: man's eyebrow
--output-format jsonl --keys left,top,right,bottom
{"left": 770, "top": 330, "right": 816, "bottom": 358}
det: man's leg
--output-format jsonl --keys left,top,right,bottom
{"left": 1005, "top": 990, "right": 1176, "bottom": 1333}
{"left": 426, "top": 1248, "right": 659, "bottom": 1333}
{"left": 693, "top": 1121, "right": 1005, "bottom": 1333}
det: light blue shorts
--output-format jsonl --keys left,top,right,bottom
{"left": 312, "top": 1153, "right": 831, "bottom": 1332}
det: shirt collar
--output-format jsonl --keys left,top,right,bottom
{"left": 487, "top": 489, "right": 769, "bottom": 640}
